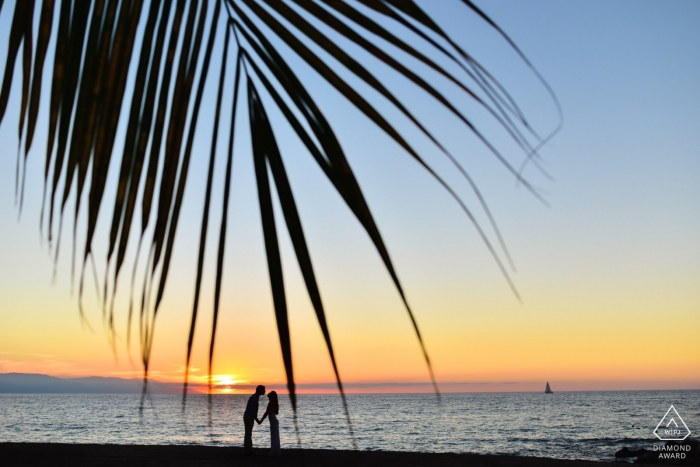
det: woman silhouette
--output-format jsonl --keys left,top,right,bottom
{"left": 258, "top": 390, "right": 280, "bottom": 456}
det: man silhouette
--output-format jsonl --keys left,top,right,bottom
{"left": 243, "top": 385, "right": 265, "bottom": 455}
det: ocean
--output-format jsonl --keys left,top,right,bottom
{"left": 1, "top": 391, "right": 698, "bottom": 461}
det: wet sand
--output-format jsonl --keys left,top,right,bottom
{"left": 0, "top": 443, "right": 622, "bottom": 467}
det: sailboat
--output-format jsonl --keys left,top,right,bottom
{"left": 545, "top": 382, "right": 553, "bottom": 394}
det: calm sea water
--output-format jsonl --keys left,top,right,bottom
{"left": 1, "top": 391, "right": 698, "bottom": 461}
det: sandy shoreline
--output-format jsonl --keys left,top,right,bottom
{"left": 0, "top": 443, "right": 623, "bottom": 467}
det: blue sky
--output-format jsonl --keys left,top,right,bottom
{"left": 0, "top": 0, "right": 698, "bottom": 390}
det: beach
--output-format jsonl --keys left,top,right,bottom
{"left": 0, "top": 443, "right": 623, "bottom": 467}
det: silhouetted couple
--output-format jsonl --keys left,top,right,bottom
{"left": 243, "top": 385, "right": 280, "bottom": 456}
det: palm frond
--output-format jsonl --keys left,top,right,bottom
{"left": 0, "top": 0, "right": 559, "bottom": 440}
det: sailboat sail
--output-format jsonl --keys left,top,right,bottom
{"left": 545, "top": 382, "right": 553, "bottom": 393}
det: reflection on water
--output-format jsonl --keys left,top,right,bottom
{"left": 1, "top": 391, "right": 698, "bottom": 461}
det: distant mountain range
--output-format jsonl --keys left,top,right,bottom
{"left": 0, "top": 373, "right": 200, "bottom": 394}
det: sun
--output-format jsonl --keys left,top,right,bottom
{"left": 213, "top": 374, "right": 245, "bottom": 394}
{"left": 216, "top": 375, "right": 235, "bottom": 386}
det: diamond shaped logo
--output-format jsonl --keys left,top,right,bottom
{"left": 654, "top": 405, "right": 691, "bottom": 441}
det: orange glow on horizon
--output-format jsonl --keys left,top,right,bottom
{"left": 1, "top": 229, "right": 698, "bottom": 394}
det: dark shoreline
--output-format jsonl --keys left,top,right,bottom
{"left": 0, "top": 443, "right": 621, "bottom": 466}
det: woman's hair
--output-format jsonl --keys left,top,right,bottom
{"left": 268, "top": 391, "right": 279, "bottom": 415}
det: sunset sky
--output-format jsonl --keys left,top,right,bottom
{"left": 0, "top": 0, "right": 698, "bottom": 394}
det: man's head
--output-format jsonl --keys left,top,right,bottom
{"left": 256, "top": 385, "right": 265, "bottom": 395}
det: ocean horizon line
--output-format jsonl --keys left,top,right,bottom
{"left": 1, "top": 372, "right": 698, "bottom": 395}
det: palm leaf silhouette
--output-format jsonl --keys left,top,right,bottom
{"left": 0, "top": 0, "right": 559, "bottom": 436}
